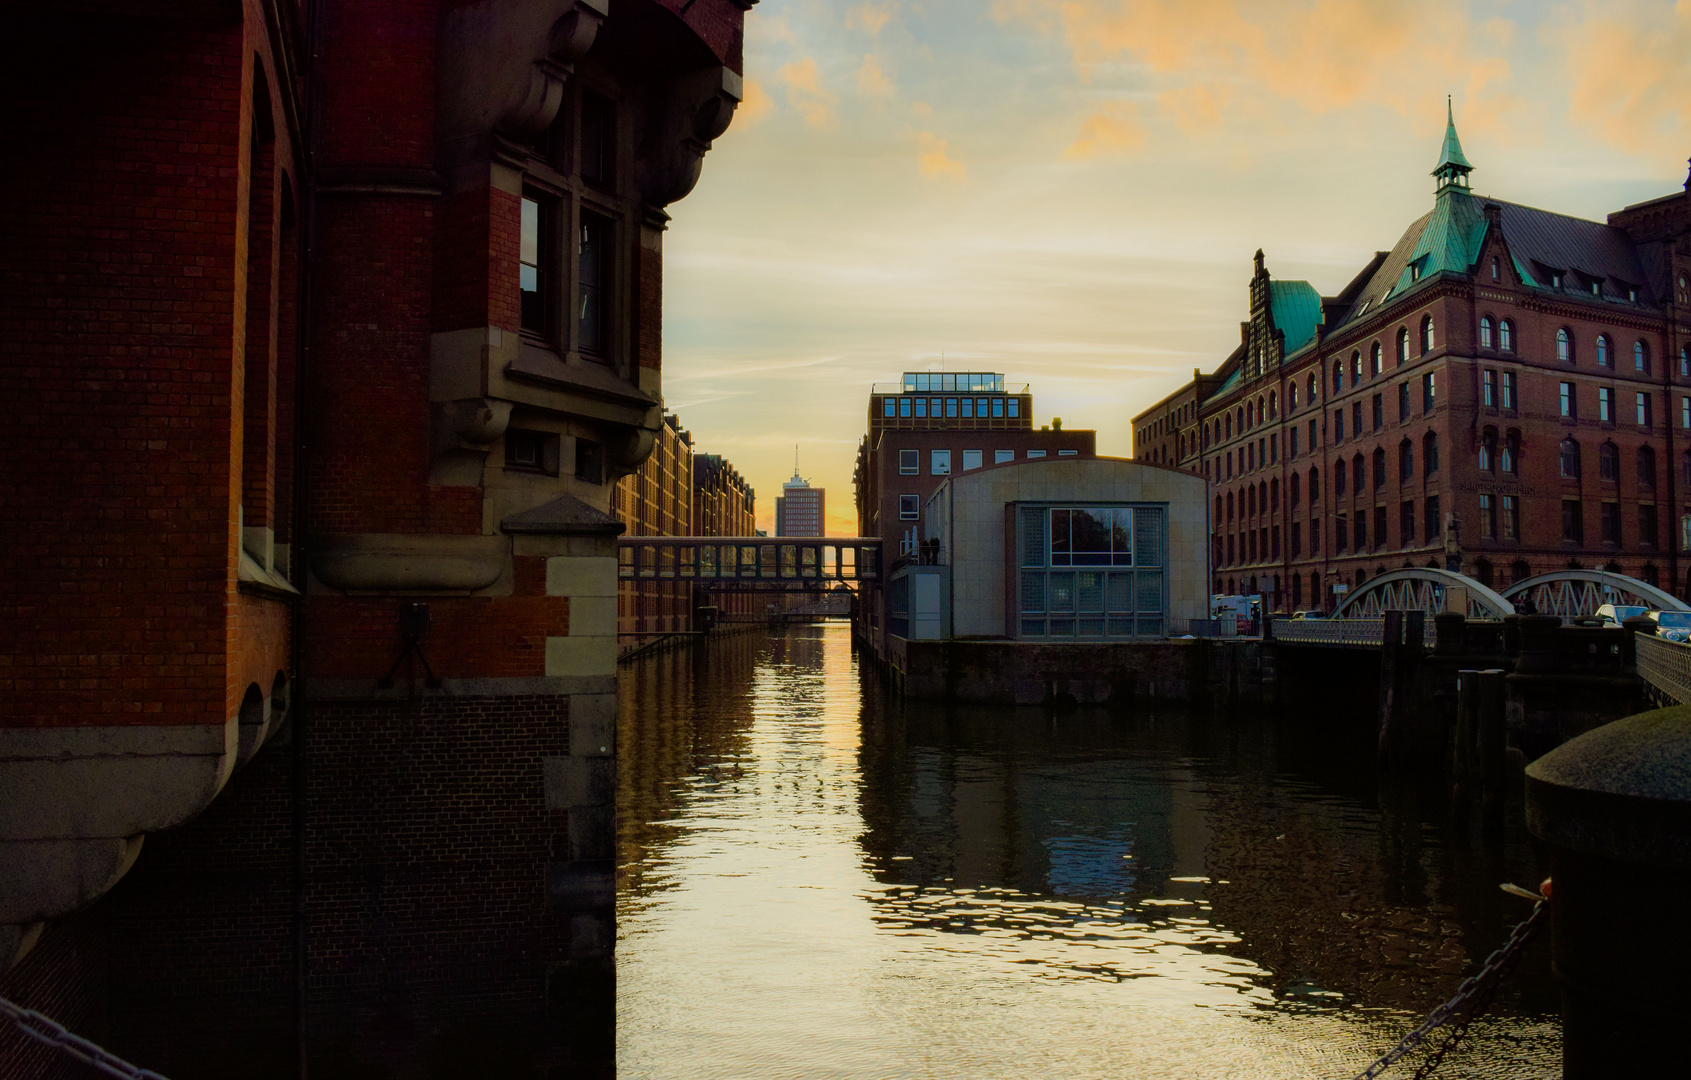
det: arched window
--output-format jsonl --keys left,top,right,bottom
{"left": 1226, "top": 492, "right": 1235, "bottom": 522}
{"left": 1246, "top": 401, "right": 1254, "bottom": 428}
{"left": 1309, "top": 466, "right": 1320, "bottom": 501}
{"left": 1288, "top": 384, "right": 1297, "bottom": 410}
{"left": 1560, "top": 437, "right": 1581, "bottom": 479}
{"left": 1557, "top": 327, "right": 1572, "bottom": 363}
{"left": 1639, "top": 445, "right": 1657, "bottom": 487}
{"left": 1372, "top": 447, "right": 1387, "bottom": 489}
{"left": 1491, "top": 256, "right": 1501, "bottom": 282}
{"left": 1472, "top": 558, "right": 1494, "bottom": 588}
{"left": 1643, "top": 563, "right": 1660, "bottom": 587}
{"left": 1247, "top": 486, "right": 1256, "bottom": 515}
{"left": 1352, "top": 453, "right": 1365, "bottom": 492}
{"left": 1308, "top": 373, "right": 1318, "bottom": 401}
{"left": 1290, "top": 472, "right": 1301, "bottom": 507}
{"left": 1684, "top": 449, "right": 1691, "bottom": 489}
{"left": 1215, "top": 495, "right": 1223, "bottom": 522}
{"left": 1503, "top": 430, "right": 1520, "bottom": 475}
{"left": 1309, "top": 572, "right": 1321, "bottom": 608}
{"left": 1258, "top": 394, "right": 1267, "bottom": 423}
{"left": 1351, "top": 352, "right": 1363, "bottom": 382}
{"left": 1681, "top": 345, "right": 1690, "bottom": 377}
{"left": 1237, "top": 406, "right": 1245, "bottom": 433}
{"left": 1599, "top": 440, "right": 1619, "bottom": 482}
{"left": 1479, "top": 316, "right": 1494, "bottom": 350}
{"left": 1499, "top": 319, "right": 1514, "bottom": 352}
{"left": 1225, "top": 414, "right": 1232, "bottom": 439}
{"left": 1596, "top": 334, "right": 1611, "bottom": 368}
{"left": 1511, "top": 559, "right": 1531, "bottom": 584}
{"left": 1371, "top": 342, "right": 1383, "bottom": 376}
{"left": 1332, "top": 360, "right": 1343, "bottom": 394}
{"left": 1479, "top": 427, "right": 1497, "bottom": 472}
{"left": 1421, "top": 315, "right": 1434, "bottom": 354}
{"left": 1423, "top": 431, "right": 1439, "bottom": 474}
{"left": 1269, "top": 477, "right": 1278, "bottom": 510}
{"left": 1397, "top": 328, "right": 1410, "bottom": 365}
{"left": 1399, "top": 438, "right": 1414, "bottom": 481}
{"left": 1269, "top": 390, "right": 1278, "bottom": 418}
{"left": 1635, "top": 340, "right": 1651, "bottom": 373}
{"left": 1335, "top": 457, "right": 1347, "bottom": 495}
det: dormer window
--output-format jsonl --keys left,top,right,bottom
{"left": 1491, "top": 257, "right": 1500, "bottom": 282}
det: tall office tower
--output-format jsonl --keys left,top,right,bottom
{"left": 776, "top": 454, "right": 826, "bottom": 537}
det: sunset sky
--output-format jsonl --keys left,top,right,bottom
{"left": 659, "top": 0, "right": 1691, "bottom": 535}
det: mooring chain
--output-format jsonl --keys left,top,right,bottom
{"left": 0, "top": 993, "right": 172, "bottom": 1080}
{"left": 1351, "top": 884, "right": 1549, "bottom": 1080}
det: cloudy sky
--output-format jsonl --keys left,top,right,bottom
{"left": 660, "top": 0, "right": 1691, "bottom": 534}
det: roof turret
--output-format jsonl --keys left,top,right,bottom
{"left": 1432, "top": 97, "right": 1473, "bottom": 193}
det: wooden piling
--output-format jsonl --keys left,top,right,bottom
{"left": 1452, "top": 668, "right": 1480, "bottom": 825}
{"left": 1479, "top": 668, "right": 1507, "bottom": 832}
{"left": 1378, "top": 610, "right": 1405, "bottom": 763}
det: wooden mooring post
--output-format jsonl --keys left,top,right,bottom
{"left": 1378, "top": 611, "right": 1423, "bottom": 764}
{"left": 1451, "top": 667, "right": 1508, "bottom": 828}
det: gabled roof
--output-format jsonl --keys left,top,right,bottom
{"left": 1334, "top": 190, "right": 1658, "bottom": 328}
{"left": 1269, "top": 279, "right": 1322, "bottom": 355}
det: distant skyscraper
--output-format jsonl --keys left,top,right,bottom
{"left": 776, "top": 449, "right": 825, "bottom": 536}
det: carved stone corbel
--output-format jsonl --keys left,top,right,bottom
{"left": 637, "top": 65, "right": 743, "bottom": 208}
{"left": 431, "top": 397, "right": 514, "bottom": 487}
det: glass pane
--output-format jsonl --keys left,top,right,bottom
{"left": 1071, "top": 508, "right": 1111, "bottom": 564}
{"left": 1020, "top": 619, "right": 1045, "bottom": 637}
{"left": 1048, "top": 618, "right": 1075, "bottom": 636}
{"left": 1021, "top": 572, "right": 1046, "bottom": 613}
{"left": 1136, "top": 571, "right": 1163, "bottom": 614}
{"left": 520, "top": 198, "right": 539, "bottom": 264}
{"left": 1050, "top": 509, "right": 1071, "bottom": 566}
{"left": 1048, "top": 572, "right": 1076, "bottom": 612}
{"left": 1111, "top": 508, "right": 1134, "bottom": 565}
{"left": 1018, "top": 507, "right": 1047, "bottom": 567}
{"left": 520, "top": 265, "right": 538, "bottom": 291}
{"left": 1134, "top": 507, "right": 1164, "bottom": 567}
{"left": 1076, "top": 572, "right": 1104, "bottom": 612}
{"left": 1137, "top": 617, "right": 1163, "bottom": 637}
{"left": 1108, "top": 617, "right": 1134, "bottom": 637}
{"left": 1078, "top": 618, "right": 1105, "bottom": 636}
{"left": 1108, "top": 573, "right": 1135, "bottom": 613}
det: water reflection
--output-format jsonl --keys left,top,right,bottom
{"left": 618, "top": 624, "right": 1558, "bottom": 1079}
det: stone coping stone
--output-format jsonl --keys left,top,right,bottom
{"left": 1525, "top": 704, "right": 1691, "bottom": 866}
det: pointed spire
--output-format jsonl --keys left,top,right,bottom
{"left": 1432, "top": 95, "right": 1473, "bottom": 194}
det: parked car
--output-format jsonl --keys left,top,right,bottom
{"left": 1646, "top": 610, "right": 1691, "bottom": 643}
{"left": 1289, "top": 610, "right": 1327, "bottom": 620}
{"left": 1594, "top": 604, "right": 1648, "bottom": 627}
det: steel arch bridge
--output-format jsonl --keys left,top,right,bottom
{"left": 1330, "top": 568, "right": 1515, "bottom": 620}
{"left": 1499, "top": 570, "right": 1689, "bottom": 621}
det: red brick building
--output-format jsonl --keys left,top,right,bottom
{"left": 853, "top": 372, "right": 1095, "bottom": 658}
{"left": 1134, "top": 115, "right": 1691, "bottom": 612}
{"left": 0, "top": 0, "right": 752, "bottom": 1075}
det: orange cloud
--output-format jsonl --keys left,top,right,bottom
{"left": 847, "top": 0, "right": 900, "bottom": 35}
{"left": 916, "top": 131, "right": 966, "bottom": 179}
{"left": 858, "top": 53, "right": 895, "bottom": 97}
{"left": 738, "top": 78, "right": 775, "bottom": 125}
{"left": 1554, "top": 0, "right": 1691, "bottom": 156}
{"left": 1063, "top": 102, "right": 1145, "bottom": 158}
{"left": 780, "top": 57, "right": 838, "bottom": 129}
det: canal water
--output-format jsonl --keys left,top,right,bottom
{"left": 617, "top": 624, "right": 1559, "bottom": 1079}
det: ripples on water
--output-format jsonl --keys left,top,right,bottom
{"left": 617, "top": 625, "right": 1559, "bottom": 1079}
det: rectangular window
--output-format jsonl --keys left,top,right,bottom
{"left": 577, "top": 211, "right": 609, "bottom": 356}
{"left": 1398, "top": 381, "right": 1410, "bottom": 421}
{"left": 1502, "top": 371, "right": 1517, "bottom": 410}
{"left": 994, "top": 449, "right": 1014, "bottom": 464}
{"left": 1425, "top": 495, "right": 1440, "bottom": 541}
{"left": 1334, "top": 409, "right": 1345, "bottom": 442}
{"left": 1422, "top": 372, "right": 1436, "bottom": 412}
{"left": 1335, "top": 461, "right": 1346, "bottom": 496}
{"left": 900, "top": 398, "right": 912, "bottom": 418}
{"left": 1683, "top": 397, "right": 1690, "bottom": 429}
{"left": 1291, "top": 521, "right": 1302, "bottom": 557}
{"left": 883, "top": 398, "right": 896, "bottom": 418}
{"left": 1562, "top": 499, "right": 1584, "bottom": 544}
{"left": 1269, "top": 435, "right": 1277, "bottom": 465}
{"left": 579, "top": 91, "right": 614, "bottom": 188}
{"left": 1058, "top": 449, "right": 1079, "bottom": 456}
{"left": 962, "top": 449, "right": 983, "bottom": 470}
{"left": 931, "top": 449, "right": 952, "bottom": 475}
{"left": 1373, "top": 506, "right": 1387, "bottom": 549}
{"left": 1271, "top": 526, "right": 1280, "bottom": 559}
{"left": 915, "top": 399, "right": 927, "bottom": 418}
{"left": 1308, "top": 418, "right": 1317, "bottom": 448}
{"left": 505, "top": 429, "right": 558, "bottom": 475}
{"left": 1289, "top": 428, "right": 1299, "bottom": 456}
{"left": 898, "top": 449, "right": 919, "bottom": 475}
{"left": 575, "top": 438, "right": 604, "bottom": 484}
{"left": 1372, "top": 394, "right": 1383, "bottom": 431}
{"left": 1400, "top": 501, "right": 1415, "bottom": 546}
{"left": 1502, "top": 494, "right": 1519, "bottom": 539}
{"left": 946, "top": 398, "right": 959, "bottom": 418}
{"left": 992, "top": 398, "right": 1005, "bottom": 418}
{"left": 961, "top": 398, "right": 973, "bottom": 418}
{"left": 1026, "top": 449, "right": 1047, "bottom": 459}
{"left": 977, "top": 397, "right": 988, "bottom": 416}
{"left": 520, "top": 195, "right": 550, "bottom": 336}
{"left": 1480, "top": 493, "right": 1496, "bottom": 539}
{"left": 1356, "top": 512, "right": 1368, "bottom": 550}
{"left": 1641, "top": 504, "right": 1659, "bottom": 547}
{"left": 1311, "top": 514, "right": 1321, "bottom": 553}
{"left": 1352, "top": 402, "right": 1362, "bottom": 436}
{"left": 1336, "top": 514, "right": 1348, "bottom": 552}
{"left": 1007, "top": 399, "right": 1020, "bottom": 418}
{"left": 898, "top": 494, "right": 920, "bottom": 520}
{"left": 1599, "top": 387, "right": 1613, "bottom": 423}
{"left": 1483, "top": 369, "right": 1496, "bottom": 408}
{"left": 1638, "top": 392, "right": 1652, "bottom": 427}
{"left": 1602, "top": 501, "right": 1622, "bottom": 544}
{"left": 1560, "top": 381, "right": 1575, "bottom": 418}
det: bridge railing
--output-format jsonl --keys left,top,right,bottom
{"left": 1635, "top": 633, "right": 1691, "bottom": 705}
{"left": 1271, "top": 617, "right": 1437, "bottom": 649}
{"left": 618, "top": 537, "right": 881, "bottom": 583}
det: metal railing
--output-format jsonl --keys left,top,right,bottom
{"left": 1635, "top": 633, "right": 1691, "bottom": 705}
{"left": 617, "top": 537, "right": 880, "bottom": 584}
{"left": 1271, "top": 617, "right": 1437, "bottom": 649}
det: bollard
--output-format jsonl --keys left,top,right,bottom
{"left": 1477, "top": 668, "right": 1507, "bottom": 836}
{"left": 1525, "top": 706, "right": 1691, "bottom": 1078}
{"left": 1433, "top": 611, "right": 1466, "bottom": 657}
{"left": 1451, "top": 669, "right": 1480, "bottom": 824}
{"left": 1378, "top": 611, "right": 1405, "bottom": 763}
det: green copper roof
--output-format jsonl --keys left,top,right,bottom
{"left": 1269, "top": 279, "right": 1322, "bottom": 355}
{"left": 1433, "top": 99, "right": 1472, "bottom": 175}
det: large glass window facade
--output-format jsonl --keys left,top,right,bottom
{"left": 1016, "top": 505, "right": 1166, "bottom": 639}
